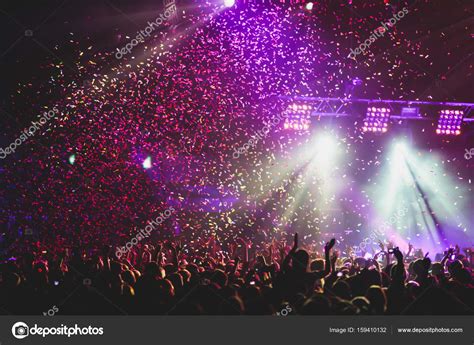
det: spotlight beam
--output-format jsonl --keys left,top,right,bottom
{"left": 404, "top": 160, "right": 447, "bottom": 244}
{"left": 411, "top": 186, "right": 437, "bottom": 244}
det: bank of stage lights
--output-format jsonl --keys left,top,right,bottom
{"left": 283, "top": 103, "right": 312, "bottom": 131}
{"left": 362, "top": 107, "right": 390, "bottom": 133}
{"left": 436, "top": 109, "right": 464, "bottom": 135}
{"left": 282, "top": 102, "right": 468, "bottom": 135}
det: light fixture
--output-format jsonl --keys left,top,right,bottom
{"left": 362, "top": 106, "right": 390, "bottom": 133}
{"left": 68, "top": 154, "right": 76, "bottom": 165}
{"left": 436, "top": 109, "right": 464, "bottom": 135}
{"left": 224, "top": 0, "right": 235, "bottom": 8}
{"left": 283, "top": 103, "right": 312, "bottom": 131}
{"left": 143, "top": 156, "right": 152, "bottom": 169}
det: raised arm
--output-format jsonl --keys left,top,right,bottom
{"left": 391, "top": 247, "right": 405, "bottom": 283}
{"left": 323, "top": 238, "right": 336, "bottom": 275}
{"left": 170, "top": 241, "right": 182, "bottom": 271}
{"left": 313, "top": 238, "right": 336, "bottom": 279}
{"left": 406, "top": 242, "right": 413, "bottom": 258}
{"left": 237, "top": 237, "right": 249, "bottom": 263}
{"left": 282, "top": 233, "right": 298, "bottom": 272}
{"left": 441, "top": 248, "right": 454, "bottom": 267}
{"left": 231, "top": 256, "right": 240, "bottom": 278}
{"left": 152, "top": 243, "right": 162, "bottom": 265}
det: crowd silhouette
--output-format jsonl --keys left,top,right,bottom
{"left": 1, "top": 234, "right": 472, "bottom": 315}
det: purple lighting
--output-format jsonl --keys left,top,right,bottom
{"left": 362, "top": 106, "right": 390, "bottom": 133}
{"left": 436, "top": 109, "right": 464, "bottom": 135}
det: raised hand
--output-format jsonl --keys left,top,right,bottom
{"left": 229, "top": 242, "right": 236, "bottom": 255}
{"left": 378, "top": 240, "right": 385, "bottom": 251}
{"left": 392, "top": 247, "right": 403, "bottom": 261}
{"left": 279, "top": 245, "right": 286, "bottom": 261}
{"left": 325, "top": 238, "right": 336, "bottom": 253}
{"left": 330, "top": 250, "right": 339, "bottom": 265}
{"left": 346, "top": 245, "right": 354, "bottom": 257}
{"left": 176, "top": 240, "right": 183, "bottom": 254}
{"left": 234, "top": 256, "right": 241, "bottom": 271}
{"left": 291, "top": 233, "right": 298, "bottom": 252}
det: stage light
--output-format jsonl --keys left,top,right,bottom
{"left": 394, "top": 142, "right": 408, "bottom": 155}
{"left": 224, "top": 0, "right": 235, "bottom": 7}
{"left": 370, "top": 139, "right": 471, "bottom": 255}
{"left": 311, "top": 132, "right": 340, "bottom": 171}
{"left": 143, "top": 156, "right": 152, "bottom": 169}
{"left": 436, "top": 109, "right": 464, "bottom": 135}
{"left": 305, "top": 2, "right": 314, "bottom": 10}
{"left": 400, "top": 107, "right": 421, "bottom": 119}
{"left": 316, "top": 134, "right": 336, "bottom": 150}
{"left": 68, "top": 154, "right": 76, "bottom": 165}
{"left": 392, "top": 141, "right": 411, "bottom": 179}
{"left": 283, "top": 103, "right": 312, "bottom": 132}
{"left": 362, "top": 106, "right": 390, "bottom": 133}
